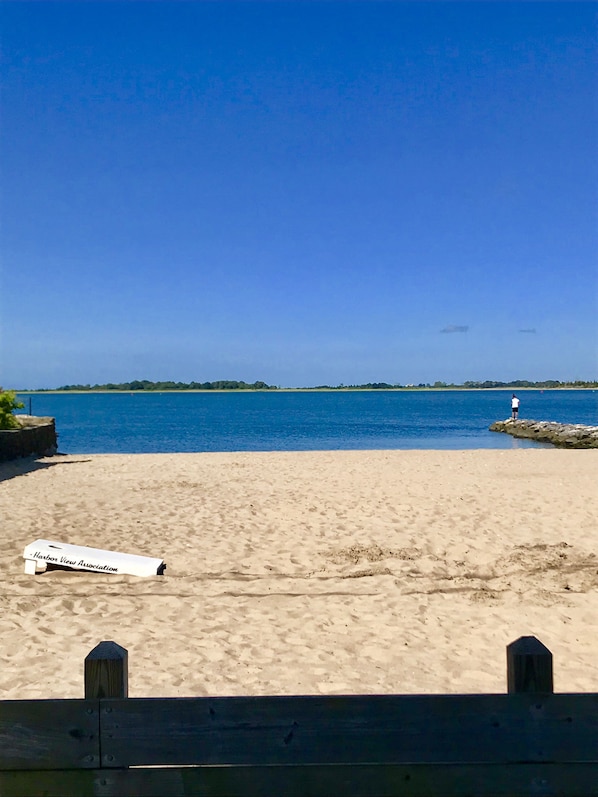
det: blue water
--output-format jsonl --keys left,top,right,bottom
{"left": 15, "top": 390, "right": 597, "bottom": 455}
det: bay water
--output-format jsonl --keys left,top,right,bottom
{"left": 16, "top": 390, "right": 597, "bottom": 454}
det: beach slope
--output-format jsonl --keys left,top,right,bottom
{"left": 1, "top": 449, "right": 597, "bottom": 698}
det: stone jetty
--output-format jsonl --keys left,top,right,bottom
{"left": 490, "top": 419, "right": 598, "bottom": 448}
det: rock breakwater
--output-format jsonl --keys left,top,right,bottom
{"left": 490, "top": 419, "right": 598, "bottom": 448}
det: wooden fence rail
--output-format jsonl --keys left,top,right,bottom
{"left": 1, "top": 636, "right": 597, "bottom": 797}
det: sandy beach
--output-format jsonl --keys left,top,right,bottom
{"left": 1, "top": 449, "right": 597, "bottom": 700}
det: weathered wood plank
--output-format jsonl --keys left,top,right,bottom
{"left": 99, "top": 763, "right": 598, "bottom": 797}
{"left": 5, "top": 763, "right": 597, "bottom": 797}
{"left": 85, "top": 641, "right": 128, "bottom": 699}
{"left": 0, "top": 769, "right": 97, "bottom": 797}
{"left": 507, "top": 636, "right": 553, "bottom": 694}
{"left": 0, "top": 700, "right": 99, "bottom": 770}
{"left": 0, "top": 763, "right": 598, "bottom": 797}
{"left": 98, "top": 693, "right": 598, "bottom": 767}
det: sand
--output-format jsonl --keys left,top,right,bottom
{"left": 1, "top": 449, "right": 597, "bottom": 700}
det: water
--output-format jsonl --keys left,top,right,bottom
{"left": 15, "top": 390, "right": 597, "bottom": 455}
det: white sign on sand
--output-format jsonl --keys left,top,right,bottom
{"left": 23, "top": 539, "right": 165, "bottom": 577}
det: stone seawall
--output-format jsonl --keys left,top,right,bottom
{"left": 0, "top": 416, "right": 58, "bottom": 461}
{"left": 490, "top": 419, "right": 598, "bottom": 448}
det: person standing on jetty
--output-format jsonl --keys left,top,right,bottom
{"left": 511, "top": 394, "right": 520, "bottom": 420}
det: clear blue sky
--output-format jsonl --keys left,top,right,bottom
{"left": 1, "top": 1, "right": 596, "bottom": 389}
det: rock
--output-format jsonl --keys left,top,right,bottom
{"left": 489, "top": 419, "right": 598, "bottom": 448}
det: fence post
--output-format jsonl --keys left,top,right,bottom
{"left": 85, "top": 641, "right": 128, "bottom": 698}
{"left": 507, "top": 636, "right": 553, "bottom": 694}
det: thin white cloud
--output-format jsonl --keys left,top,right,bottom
{"left": 440, "top": 325, "right": 469, "bottom": 334}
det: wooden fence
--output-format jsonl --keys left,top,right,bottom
{"left": 1, "top": 636, "right": 597, "bottom": 797}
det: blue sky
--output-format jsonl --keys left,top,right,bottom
{"left": 1, "top": 1, "right": 596, "bottom": 389}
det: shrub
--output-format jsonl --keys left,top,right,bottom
{"left": 0, "top": 389, "right": 25, "bottom": 430}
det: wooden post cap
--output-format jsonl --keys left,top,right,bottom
{"left": 507, "top": 636, "right": 553, "bottom": 694}
{"left": 85, "top": 641, "right": 128, "bottom": 699}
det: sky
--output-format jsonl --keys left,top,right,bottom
{"left": 1, "top": 1, "right": 597, "bottom": 389}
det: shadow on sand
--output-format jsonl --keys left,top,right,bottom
{"left": 0, "top": 454, "right": 93, "bottom": 483}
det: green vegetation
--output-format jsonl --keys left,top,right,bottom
{"left": 18, "top": 378, "right": 598, "bottom": 393}
{"left": 310, "top": 379, "right": 598, "bottom": 390}
{"left": 53, "top": 380, "right": 276, "bottom": 392}
{"left": 0, "top": 389, "right": 25, "bottom": 429}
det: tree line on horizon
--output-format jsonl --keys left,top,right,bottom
{"left": 54, "top": 379, "right": 275, "bottom": 392}
{"left": 312, "top": 379, "right": 597, "bottom": 389}
{"left": 28, "top": 378, "right": 598, "bottom": 392}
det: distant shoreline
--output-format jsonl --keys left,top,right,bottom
{"left": 15, "top": 386, "right": 597, "bottom": 395}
